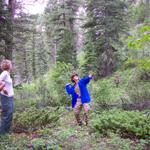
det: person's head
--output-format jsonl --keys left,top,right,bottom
{"left": 1, "top": 59, "right": 12, "bottom": 71}
{"left": 71, "top": 73, "right": 79, "bottom": 83}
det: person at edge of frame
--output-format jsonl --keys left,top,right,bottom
{"left": 0, "top": 59, "right": 14, "bottom": 135}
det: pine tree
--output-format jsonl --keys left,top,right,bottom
{"left": 0, "top": 0, "right": 15, "bottom": 60}
{"left": 13, "top": 13, "right": 50, "bottom": 84}
{"left": 44, "top": 0, "right": 79, "bottom": 68}
{"left": 83, "top": 0, "right": 127, "bottom": 78}
{"left": 57, "top": 28, "right": 74, "bottom": 64}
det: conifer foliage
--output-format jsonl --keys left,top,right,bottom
{"left": 44, "top": 0, "right": 79, "bottom": 68}
{"left": 83, "top": 0, "right": 127, "bottom": 78}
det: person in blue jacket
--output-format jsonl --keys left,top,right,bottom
{"left": 65, "top": 73, "right": 93, "bottom": 126}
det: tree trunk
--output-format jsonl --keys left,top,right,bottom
{"left": 5, "top": 0, "right": 15, "bottom": 60}
{"left": 32, "top": 31, "right": 36, "bottom": 79}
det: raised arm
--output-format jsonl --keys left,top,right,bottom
{"left": 81, "top": 74, "right": 93, "bottom": 85}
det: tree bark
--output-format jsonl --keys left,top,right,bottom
{"left": 5, "top": 0, "right": 15, "bottom": 60}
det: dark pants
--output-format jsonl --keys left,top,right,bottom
{"left": 0, "top": 94, "right": 14, "bottom": 135}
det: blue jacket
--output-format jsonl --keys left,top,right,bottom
{"left": 65, "top": 76, "right": 92, "bottom": 108}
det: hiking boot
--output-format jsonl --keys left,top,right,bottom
{"left": 75, "top": 113, "right": 82, "bottom": 126}
{"left": 84, "top": 113, "right": 89, "bottom": 126}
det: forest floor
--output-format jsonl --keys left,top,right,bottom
{"left": 0, "top": 108, "right": 148, "bottom": 150}
{"left": 46, "top": 109, "right": 149, "bottom": 150}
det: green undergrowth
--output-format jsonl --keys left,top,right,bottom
{"left": 1, "top": 108, "right": 149, "bottom": 150}
{"left": 13, "top": 106, "right": 63, "bottom": 133}
{"left": 1, "top": 67, "right": 149, "bottom": 149}
{"left": 14, "top": 67, "right": 150, "bottom": 111}
{"left": 90, "top": 68, "right": 150, "bottom": 105}
{"left": 14, "top": 62, "right": 72, "bottom": 111}
{"left": 90, "top": 109, "right": 150, "bottom": 139}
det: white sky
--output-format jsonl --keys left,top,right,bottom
{"left": 22, "top": 0, "right": 48, "bottom": 14}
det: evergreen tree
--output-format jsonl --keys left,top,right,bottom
{"left": 0, "top": 0, "right": 15, "bottom": 60}
{"left": 83, "top": 0, "right": 127, "bottom": 78}
{"left": 44, "top": 0, "right": 79, "bottom": 68}
{"left": 57, "top": 28, "right": 74, "bottom": 64}
{"left": 13, "top": 13, "right": 50, "bottom": 84}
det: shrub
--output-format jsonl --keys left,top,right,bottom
{"left": 14, "top": 62, "right": 73, "bottom": 110}
{"left": 29, "top": 138, "right": 61, "bottom": 150}
{"left": 0, "top": 134, "right": 30, "bottom": 150}
{"left": 50, "top": 62, "right": 73, "bottom": 106}
{"left": 126, "top": 70, "right": 150, "bottom": 102}
{"left": 90, "top": 69, "right": 133, "bottom": 105}
{"left": 13, "top": 107, "right": 62, "bottom": 132}
{"left": 90, "top": 109, "right": 150, "bottom": 139}
{"left": 127, "top": 25, "right": 150, "bottom": 73}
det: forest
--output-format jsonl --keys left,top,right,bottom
{"left": 0, "top": 0, "right": 150, "bottom": 149}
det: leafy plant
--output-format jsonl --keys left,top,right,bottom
{"left": 90, "top": 109, "right": 150, "bottom": 139}
{"left": 30, "top": 138, "right": 62, "bottom": 150}
{"left": 14, "top": 62, "right": 74, "bottom": 110}
{"left": 13, "top": 107, "right": 61, "bottom": 132}
{"left": 127, "top": 25, "right": 150, "bottom": 72}
{"left": 51, "top": 62, "right": 73, "bottom": 106}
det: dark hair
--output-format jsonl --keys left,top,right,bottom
{"left": 71, "top": 73, "right": 78, "bottom": 83}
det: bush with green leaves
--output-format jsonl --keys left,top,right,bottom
{"left": 106, "top": 133, "right": 149, "bottom": 150}
{"left": 90, "top": 68, "right": 150, "bottom": 105}
{"left": 14, "top": 62, "right": 73, "bottom": 110}
{"left": 50, "top": 62, "right": 73, "bottom": 106}
{"left": 13, "top": 106, "right": 62, "bottom": 132}
{"left": 0, "top": 134, "right": 30, "bottom": 150}
{"left": 90, "top": 69, "right": 133, "bottom": 105}
{"left": 29, "top": 138, "right": 62, "bottom": 150}
{"left": 90, "top": 109, "right": 150, "bottom": 139}
{"left": 126, "top": 70, "right": 150, "bottom": 102}
{"left": 126, "top": 25, "right": 150, "bottom": 73}
{"left": 0, "top": 133, "right": 62, "bottom": 150}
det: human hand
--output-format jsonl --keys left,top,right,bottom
{"left": 0, "top": 81, "right": 5, "bottom": 91}
{"left": 3, "top": 87, "right": 8, "bottom": 95}
{"left": 89, "top": 74, "right": 93, "bottom": 78}
{"left": 88, "top": 71, "right": 94, "bottom": 78}
{"left": 66, "top": 83, "right": 71, "bottom": 86}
